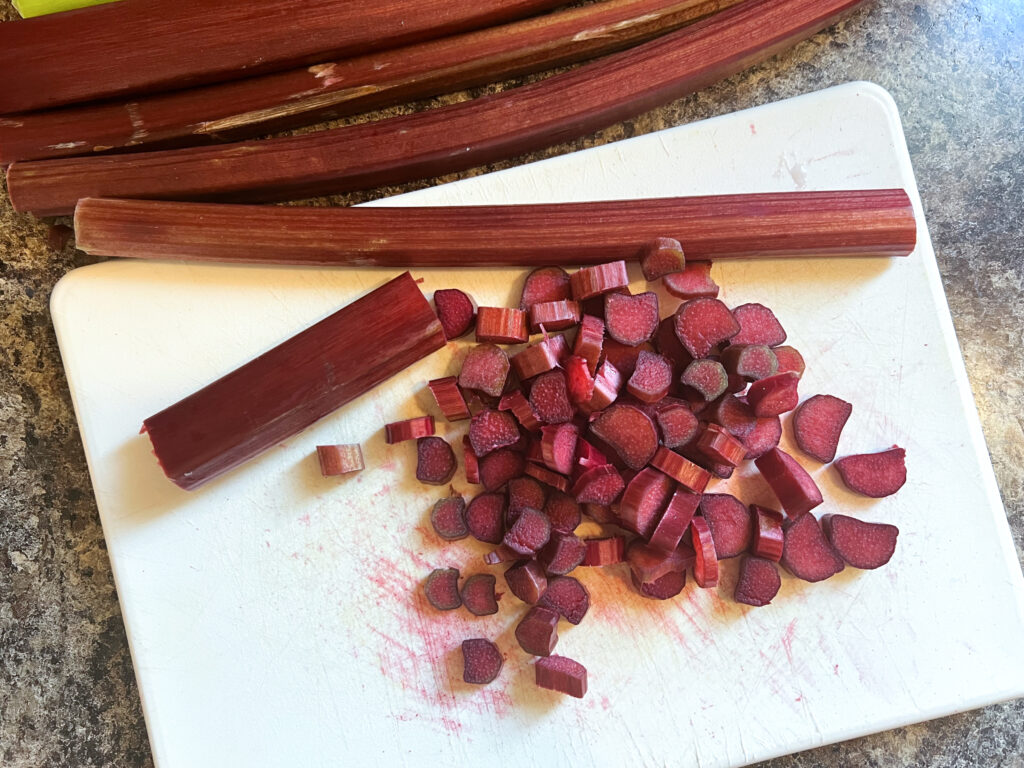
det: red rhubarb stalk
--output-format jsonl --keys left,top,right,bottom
{"left": 316, "top": 444, "right": 364, "bottom": 476}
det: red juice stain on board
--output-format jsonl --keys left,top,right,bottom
{"left": 780, "top": 618, "right": 798, "bottom": 665}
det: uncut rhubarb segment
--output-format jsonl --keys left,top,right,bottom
{"left": 0, "top": 0, "right": 571, "bottom": 114}
{"left": 26, "top": 0, "right": 883, "bottom": 217}
{"left": 141, "top": 272, "right": 443, "bottom": 490}
{"left": 316, "top": 444, "right": 364, "bottom": 476}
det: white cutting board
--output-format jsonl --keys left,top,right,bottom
{"left": 51, "top": 82, "right": 1024, "bottom": 767}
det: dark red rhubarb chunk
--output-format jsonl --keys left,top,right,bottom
{"left": 516, "top": 606, "right": 560, "bottom": 656}
{"left": 565, "top": 354, "right": 596, "bottom": 405}
{"left": 605, "top": 291, "right": 659, "bottom": 347}
{"left": 730, "top": 303, "right": 787, "bottom": 347}
{"left": 416, "top": 436, "right": 457, "bottom": 485}
{"left": 834, "top": 447, "right": 907, "bottom": 498}
{"left": 503, "top": 507, "right": 551, "bottom": 555}
{"left": 530, "top": 300, "right": 581, "bottom": 333}
{"left": 520, "top": 267, "right": 571, "bottom": 312}
{"left": 538, "top": 576, "right": 589, "bottom": 625}
{"left": 469, "top": 408, "right": 520, "bottom": 457}
{"left": 773, "top": 346, "right": 806, "bottom": 378}
{"left": 479, "top": 448, "right": 526, "bottom": 492}
{"left": 751, "top": 504, "right": 785, "bottom": 561}
{"left": 655, "top": 316, "right": 693, "bottom": 371}
{"left": 602, "top": 338, "right": 653, "bottom": 379}
{"left": 793, "top": 394, "right": 853, "bottom": 463}
{"left": 385, "top": 415, "right": 435, "bottom": 443}
{"left": 590, "top": 404, "right": 659, "bottom": 470}
{"left": 462, "top": 638, "right": 502, "bottom": 684}
{"left": 655, "top": 401, "right": 699, "bottom": 449}
{"left": 537, "top": 533, "right": 587, "bottom": 576}
{"left": 572, "top": 315, "right": 604, "bottom": 375}
{"left": 570, "top": 261, "right": 629, "bottom": 301}
{"left": 690, "top": 516, "right": 718, "bottom": 588}
{"left": 316, "top": 444, "right": 364, "bottom": 476}
{"left": 740, "top": 416, "right": 782, "bottom": 460}
{"left": 746, "top": 372, "right": 800, "bottom": 417}
{"left": 681, "top": 358, "right": 728, "bottom": 402}
{"left": 571, "top": 465, "right": 624, "bottom": 506}
{"left": 755, "top": 448, "right": 823, "bottom": 518}
{"left": 524, "top": 463, "right": 570, "bottom": 493}
{"left": 543, "top": 491, "right": 582, "bottom": 534}
{"left": 541, "top": 423, "right": 579, "bottom": 476}
{"left": 463, "top": 436, "right": 480, "bottom": 484}
{"left": 460, "top": 573, "right": 499, "bottom": 616}
{"left": 499, "top": 390, "right": 541, "bottom": 432}
{"left": 627, "top": 350, "right": 673, "bottom": 403}
{"left": 673, "top": 298, "right": 739, "bottom": 358}
{"left": 507, "top": 476, "right": 547, "bottom": 521}
{"left": 650, "top": 446, "right": 711, "bottom": 493}
{"left": 631, "top": 568, "right": 687, "bottom": 600}
{"left": 424, "top": 568, "right": 461, "bottom": 611}
{"left": 640, "top": 237, "right": 686, "bottom": 281}
{"left": 662, "top": 262, "right": 719, "bottom": 299}
{"left": 648, "top": 488, "right": 700, "bottom": 553}
{"left": 475, "top": 306, "right": 528, "bottom": 344}
{"left": 699, "top": 494, "right": 752, "bottom": 558}
{"left": 579, "top": 360, "right": 623, "bottom": 414}
{"left": 696, "top": 423, "right": 747, "bottom": 467}
{"left": 466, "top": 492, "right": 506, "bottom": 544}
{"left": 483, "top": 545, "right": 519, "bottom": 565}
{"left": 822, "top": 514, "right": 899, "bottom": 569}
{"left": 619, "top": 467, "right": 675, "bottom": 539}
{"left": 459, "top": 343, "right": 510, "bottom": 397}
{"left": 505, "top": 560, "right": 548, "bottom": 604}
{"left": 627, "top": 539, "right": 695, "bottom": 584}
{"left": 430, "top": 494, "right": 468, "bottom": 541}
{"left": 707, "top": 394, "right": 757, "bottom": 439}
{"left": 433, "top": 288, "right": 475, "bottom": 340}
{"left": 427, "top": 376, "right": 471, "bottom": 421}
{"left": 781, "top": 514, "right": 844, "bottom": 582}
{"left": 535, "top": 655, "right": 587, "bottom": 698}
{"left": 582, "top": 536, "right": 625, "bottom": 566}
{"left": 734, "top": 556, "right": 782, "bottom": 607}
{"left": 721, "top": 344, "right": 778, "bottom": 382}
{"left": 529, "top": 370, "right": 574, "bottom": 424}
{"left": 511, "top": 337, "right": 560, "bottom": 381}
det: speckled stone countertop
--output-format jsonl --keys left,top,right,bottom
{"left": 1, "top": 1, "right": 1021, "bottom": 765}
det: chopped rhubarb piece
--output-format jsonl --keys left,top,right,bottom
{"left": 463, "top": 436, "right": 481, "bottom": 484}
{"left": 543, "top": 491, "right": 582, "bottom": 534}
{"left": 605, "top": 292, "right": 659, "bottom": 347}
{"left": 781, "top": 514, "right": 844, "bottom": 582}
{"left": 538, "top": 576, "right": 589, "bottom": 625}
{"left": 538, "top": 533, "right": 587, "bottom": 575}
{"left": 755, "top": 448, "right": 823, "bottom": 518}
{"left": 655, "top": 401, "right": 699, "bottom": 449}
{"left": 570, "top": 261, "right": 629, "bottom": 301}
{"left": 650, "top": 446, "right": 711, "bottom": 493}
{"left": 529, "top": 370, "right": 574, "bottom": 424}
{"left": 662, "top": 261, "right": 719, "bottom": 299}
{"left": 480, "top": 448, "right": 526, "bottom": 491}
{"left": 680, "top": 358, "right": 728, "bottom": 401}
{"left": 773, "top": 345, "right": 806, "bottom": 378}
{"left": 707, "top": 394, "right": 757, "bottom": 439}
{"left": 626, "top": 539, "right": 695, "bottom": 583}
{"left": 721, "top": 344, "right": 778, "bottom": 382}
{"left": 499, "top": 390, "right": 542, "bottom": 432}
{"left": 696, "top": 423, "right": 747, "bottom": 467}
{"left": 834, "top": 447, "right": 907, "bottom": 498}
{"left": 466, "top": 492, "right": 506, "bottom": 544}
{"left": 430, "top": 495, "right": 468, "bottom": 541}
{"left": 484, "top": 545, "right": 520, "bottom": 565}
{"left": 582, "top": 503, "right": 619, "bottom": 525}
{"left": 508, "top": 476, "right": 547, "bottom": 517}
{"left": 648, "top": 488, "right": 700, "bottom": 553}
{"left": 726, "top": 372, "right": 747, "bottom": 394}
{"left": 793, "top": 394, "right": 853, "bottom": 463}
{"left": 582, "top": 536, "right": 625, "bottom": 566}
{"left": 520, "top": 266, "right": 571, "bottom": 312}
{"left": 627, "top": 350, "right": 673, "bottom": 403}
{"left": 460, "top": 574, "right": 499, "bottom": 616}
{"left": 751, "top": 504, "right": 785, "bottom": 561}
{"left": 427, "top": 376, "right": 471, "bottom": 421}
{"left": 602, "top": 338, "right": 653, "bottom": 379}
{"left": 690, "top": 516, "right": 718, "bottom": 588}
{"left": 822, "top": 514, "right": 899, "bottom": 569}
{"left": 459, "top": 343, "right": 510, "bottom": 397}
{"left": 469, "top": 408, "right": 520, "bottom": 458}
{"left": 746, "top": 372, "right": 800, "bottom": 417}
{"left": 655, "top": 316, "right": 693, "bottom": 370}
{"left": 516, "top": 606, "right": 560, "bottom": 656}
{"left": 619, "top": 467, "right": 675, "bottom": 538}
{"left": 476, "top": 306, "right": 528, "bottom": 344}
{"left": 316, "top": 444, "right": 364, "bottom": 476}
{"left": 462, "top": 638, "right": 503, "bottom": 684}
{"left": 741, "top": 416, "right": 782, "bottom": 460}
{"left": 512, "top": 339, "right": 563, "bottom": 381}
{"left": 524, "top": 463, "right": 570, "bottom": 493}
{"left": 565, "top": 354, "right": 596, "bottom": 405}
{"left": 673, "top": 297, "right": 739, "bottom": 358}
{"left": 525, "top": 437, "right": 544, "bottom": 464}
{"left": 385, "top": 415, "right": 435, "bottom": 444}
{"left": 730, "top": 303, "right": 787, "bottom": 347}
{"left": 544, "top": 334, "right": 571, "bottom": 365}
{"left": 698, "top": 494, "right": 752, "bottom": 558}
{"left": 424, "top": 568, "right": 461, "bottom": 610}
{"left": 580, "top": 360, "right": 624, "bottom": 414}
{"left": 530, "top": 300, "right": 581, "bottom": 333}
{"left": 734, "top": 556, "right": 781, "bottom": 606}
{"left": 505, "top": 560, "right": 548, "bottom": 604}
{"left": 535, "top": 655, "right": 587, "bottom": 698}
{"left": 416, "top": 437, "right": 457, "bottom": 485}
{"left": 571, "top": 464, "right": 624, "bottom": 505}
{"left": 541, "top": 423, "right": 579, "bottom": 475}
{"left": 632, "top": 568, "right": 687, "bottom": 600}
{"left": 572, "top": 315, "right": 604, "bottom": 375}
{"left": 433, "top": 288, "right": 475, "bottom": 340}
{"left": 590, "top": 404, "right": 659, "bottom": 470}
{"left": 640, "top": 237, "right": 686, "bottom": 281}
{"left": 503, "top": 507, "right": 551, "bottom": 555}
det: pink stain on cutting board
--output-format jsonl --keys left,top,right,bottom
{"left": 780, "top": 618, "right": 798, "bottom": 665}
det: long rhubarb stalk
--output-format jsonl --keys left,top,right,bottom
{"left": 73, "top": 191, "right": 917, "bottom": 266}
{"left": 0, "top": 0, "right": 567, "bottom": 114}
{"left": 142, "top": 272, "right": 445, "bottom": 490}
{"left": 7, "top": 0, "right": 869, "bottom": 216}
{"left": 0, "top": 0, "right": 739, "bottom": 164}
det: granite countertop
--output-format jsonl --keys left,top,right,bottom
{"left": 1, "top": 1, "right": 1021, "bottom": 765}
